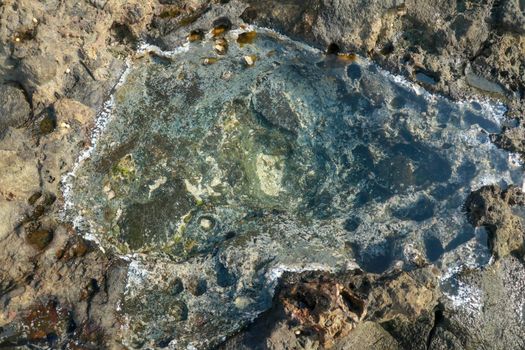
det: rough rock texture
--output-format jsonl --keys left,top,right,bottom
{"left": 0, "top": 83, "right": 31, "bottom": 134}
{"left": 0, "top": 0, "right": 158, "bottom": 348}
{"left": 220, "top": 268, "right": 440, "bottom": 350}
{"left": 0, "top": 0, "right": 524, "bottom": 349}
{"left": 465, "top": 185, "right": 525, "bottom": 259}
{"left": 238, "top": 0, "right": 524, "bottom": 113}
{"left": 432, "top": 256, "right": 525, "bottom": 349}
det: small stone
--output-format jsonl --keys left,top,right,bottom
{"left": 221, "top": 71, "right": 233, "bottom": 80}
{"left": 188, "top": 29, "right": 204, "bottom": 42}
{"left": 337, "top": 53, "right": 357, "bottom": 62}
{"left": 39, "top": 116, "right": 56, "bottom": 135}
{"left": 26, "top": 229, "right": 54, "bottom": 250}
{"left": 214, "top": 44, "right": 227, "bottom": 55}
{"left": 237, "top": 31, "right": 257, "bottom": 45}
{"left": 199, "top": 217, "right": 214, "bottom": 230}
{"left": 234, "top": 296, "right": 252, "bottom": 309}
{"left": 212, "top": 17, "right": 232, "bottom": 36}
{"left": 202, "top": 57, "right": 218, "bottom": 65}
{"left": 243, "top": 55, "right": 257, "bottom": 66}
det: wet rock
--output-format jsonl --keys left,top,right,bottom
{"left": 23, "top": 300, "right": 73, "bottom": 342}
{"left": 39, "top": 114, "right": 56, "bottom": 135}
{"left": 252, "top": 84, "right": 299, "bottom": 133}
{"left": 26, "top": 229, "right": 54, "bottom": 250}
{"left": 188, "top": 29, "right": 205, "bottom": 42}
{"left": 392, "top": 196, "right": 435, "bottom": 222}
{"left": 464, "top": 185, "right": 525, "bottom": 258}
{"left": 212, "top": 16, "right": 232, "bottom": 36}
{"left": 0, "top": 84, "right": 31, "bottom": 134}
{"left": 465, "top": 67, "right": 506, "bottom": 96}
{"left": 237, "top": 31, "right": 257, "bottom": 45}
{"left": 436, "top": 255, "right": 525, "bottom": 349}
{"left": 346, "top": 63, "right": 362, "bottom": 80}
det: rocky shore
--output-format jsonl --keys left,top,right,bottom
{"left": 0, "top": 0, "right": 524, "bottom": 349}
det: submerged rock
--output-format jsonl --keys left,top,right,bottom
{"left": 66, "top": 28, "right": 521, "bottom": 348}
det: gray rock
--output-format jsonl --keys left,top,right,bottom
{"left": 465, "top": 66, "right": 506, "bottom": 96}
{"left": 334, "top": 322, "right": 400, "bottom": 350}
{"left": 0, "top": 84, "right": 31, "bottom": 133}
{"left": 496, "top": 0, "right": 525, "bottom": 34}
{"left": 20, "top": 54, "right": 58, "bottom": 87}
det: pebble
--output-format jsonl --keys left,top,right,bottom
{"left": 237, "top": 31, "right": 257, "bottom": 45}
{"left": 243, "top": 55, "right": 256, "bottom": 66}
{"left": 188, "top": 29, "right": 204, "bottom": 42}
{"left": 214, "top": 44, "right": 227, "bottom": 55}
{"left": 203, "top": 57, "right": 218, "bottom": 65}
{"left": 199, "top": 217, "right": 214, "bottom": 230}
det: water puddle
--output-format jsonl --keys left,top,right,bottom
{"left": 63, "top": 27, "right": 522, "bottom": 348}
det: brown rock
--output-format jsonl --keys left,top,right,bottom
{"left": 26, "top": 229, "right": 54, "bottom": 250}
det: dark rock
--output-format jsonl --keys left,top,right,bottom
{"left": 39, "top": 115, "right": 56, "bottom": 135}
{"left": 252, "top": 84, "right": 300, "bottom": 134}
{"left": 326, "top": 42, "right": 341, "bottom": 55}
{"left": 212, "top": 16, "right": 232, "bottom": 35}
{"left": 343, "top": 216, "right": 361, "bottom": 232}
{"left": 347, "top": 63, "right": 362, "bottom": 80}
{"left": 0, "top": 84, "right": 31, "bottom": 133}
{"left": 188, "top": 29, "right": 205, "bottom": 42}
{"left": 495, "top": 0, "right": 525, "bottom": 34}
{"left": 26, "top": 229, "right": 54, "bottom": 250}
{"left": 187, "top": 278, "right": 207, "bottom": 296}
{"left": 216, "top": 261, "right": 236, "bottom": 287}
{"left": 171, "top": 278, "right": 184, "bottom": 295}
{"left": 424, "top": 236, "right": 444, "bottom": 262}
{"left": 392, "top": 196, "right": 435, "bottom": 222}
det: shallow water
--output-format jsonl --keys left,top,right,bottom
{"left": 65, "top": 28, "right": 521, "bottom": 348}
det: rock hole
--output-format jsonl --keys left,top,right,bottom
{"left": 340, "top": 290, "right": 365, "bottom": 318}
{"left": 110, "top": 22, "right": 137, "bottom": 46}
{"left": 326, "top": 43, "right": 341, "bottom": 55}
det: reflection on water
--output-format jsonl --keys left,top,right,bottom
{"left": 66, "top": 28, "right": 521, "bottom": 348}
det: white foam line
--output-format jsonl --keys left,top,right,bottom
{"left": 60, "top": 24, "right": 513, "bottom": 265}
{"left": 60, "top": 58, "right": 133, "bottom": 248}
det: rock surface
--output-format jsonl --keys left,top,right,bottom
{"left": 0, "top": 0, "right": 524, "bottom": 349}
